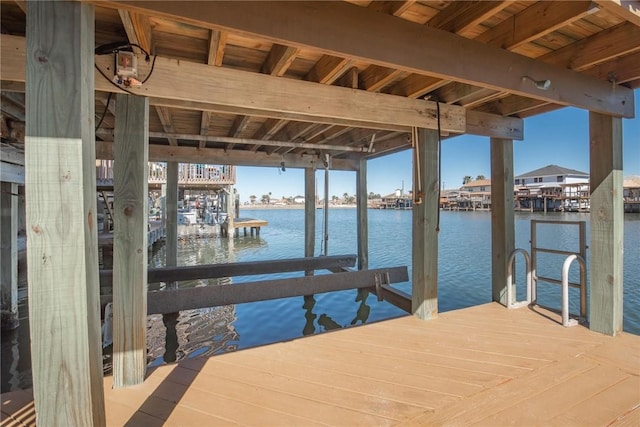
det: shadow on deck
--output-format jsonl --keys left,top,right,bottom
{"left": 2, "top": 303, "right": 639, "bottom": 426}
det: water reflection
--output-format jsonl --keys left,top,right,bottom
{"left": 148, "top": 306, "right": 239, "bottom": 366}
{"left": 302, "top": 288, "right": 371, "bottom": 335}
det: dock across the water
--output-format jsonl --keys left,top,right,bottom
{"left": 220, "top": 217, "right": 268, "bottom": 237}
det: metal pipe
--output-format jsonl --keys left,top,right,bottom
{"left": 561, "top": 254, "right": 585, "bottom": 327}
{"left": 148, "top": 132, "right": 373, "bottom": 153}
{"left": 506, "top": 248, "right": 531, "bottom": 309}
{"left": 323, "top": 155, "right": 330, "bottom": 255}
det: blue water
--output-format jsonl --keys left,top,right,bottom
{"left": 146, "top": 208, "right": 639, "bottom": 367}
{"left": 2, "top": 209, "right": 639, "bottom": 392}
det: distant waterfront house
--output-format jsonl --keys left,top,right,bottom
{"left": 514, "top": 164, "right": 588, "bottom": 191}
{"left": 293, "top": 195, "right": 305, "bottom": 204}
{"left": 514, "top": 165, "right": 589, "bottom": 211}
{"left": 459, "top": 179, "right": 491, "bottom": 210}
{"left": 380, "top": 190, "right": 413, "bottom": 209}
{"left": 624, "top": 176, "right": 640, "bottom": 213}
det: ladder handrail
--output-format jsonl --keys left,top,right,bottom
{"left": 506, "top": 248, "right": 532, "bottom": 309}
{"left": 561, "top": 254, "right": 586, "bottom": 327}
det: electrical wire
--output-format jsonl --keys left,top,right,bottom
{"left": 141, "top": 54, "right": 157, "bottom": 84}
{"left": 95, "top": 91, "right": 113, "bottom": 132}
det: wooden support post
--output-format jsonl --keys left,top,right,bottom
{"left": 25, "top": 2, "right": 105, "bottom": 424}
{"left": 356, "top": 158, "right": 368, "bottom": 270}
{"left": 412, "top": 128, "right": 439, "bottom": 319}
{"left": 113, "top": 94, "right": 149, "bottom": 387}
{"left": 166, "top": 161, "right": 178, "bottom": 277}
{"left": 226, "top": 185, "right": 235, "bottom": 237}
{"left": 589, "top": 112, "right": 623, "bottom": 335}
{"left": 490, "top": 138, "right": 515, "bottom": 305}
{"left": 304, "top": 167, "right": 316, "bottom": 271}
{"left": 1, "top": 182, "right": 19, "bottom": 330}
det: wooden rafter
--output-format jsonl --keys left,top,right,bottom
{"left": 359, "top": 65, "right": 404, "bottom": 92}
{"left": 154, "top": 106, "right": 178, "bottom": 146}
{"left": 367, "top": 0, "right": 416, "bottom": 17}
{"left": 261, "top": 43, "right": 300, "bottom": 76}
{"left": 386, "top": 1, "right": 509, "bottom": 99}
{"left": 96, "top": 140, "right": 359, "bottom": 170}
{"left": 475, "top": 1, "right": 597, "bottom": 50}
{"left": 305, "top": 54, "right": 351, "bottom": 84}
{"left": 2, "top": 34, "right": 523, "bottom": 139}
{"left": 199, "top": 29, "right": 227, "bottom": 148}
{"left": 427, "top": 1, "right": 510, "bottom": 36}
{"left": 594, "top": 0, "right": 640, "bottom": 27}
{"left": 251, "top": 118, "right": 288, "bottom": 152}
{"left": 100, "top": 0, "right": 628, "bottom": 117}
{"left": 207, "top": 29, "right": 227, "bottom": 67}
{"left": 118, "top": 10, "right": 152, "bottom": 54}
{"left": 416, "top": 1, "right": 616, "bottom": 111}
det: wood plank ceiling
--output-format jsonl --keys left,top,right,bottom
{"left": 1, "top": 1, "right": 638, "bottom": 169}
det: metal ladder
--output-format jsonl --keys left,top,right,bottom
{"left": 507, "top": 220, "right": 588, "bottom": 327}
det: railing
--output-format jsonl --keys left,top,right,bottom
{"left": 561, "top": 255, "right": 586, "bottom": 327}
{"left": 96, "top": 161, "right": 236, "bottom": 186}
{"left": 506, "top": 248, "right": 532, "bottom": 309}
{"left": 530, "top": 220, "right": 588, "bottom": 323}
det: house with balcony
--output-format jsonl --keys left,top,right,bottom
{"left": 458, "top": 179, "right": 491, "bottom": 210}
{"left": 624, "top": 176, "right": 640, "bottom": 213}
{"left": 514, "top": 165, "right": 589, "bottom": 211}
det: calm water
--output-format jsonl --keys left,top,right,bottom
{"left": 2, "top": 209, "right": 639, "bottom": 392}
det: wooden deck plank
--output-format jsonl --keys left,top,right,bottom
{"left": 287, "top": 339, "right": 485, "bottom": 397}
{"left": 582, "top": 333, "right": 640, "bottom": 375}
{"left": 304, "top": 336, "right": 514, "bottom": 387}
{"left": 369, "top": 316, "right": 603, "bottom": 360}
{"left": 208, "top": 346, "right": 461, "bottom": 410}
{"left": 179, "top": 355, "right": 427, "bottom": 422}
{"left": 321, "top": 321, "right": 552, "bottom": 370}
{"left": 610, "top": 406, "right": 640, "bottom": 426}
{"left": 176, "top": 382, "right": 330, "bottom": 427}
{"left": 401, "top": 356, "right": 599, "bottom": 426}
{"left": 473, "top": 364, "right": 630, "bottom": 426}
{"left": 546, "top": 375, "right": 640, "bottom": 426}
{"left": 173, "top": 365, "right": 394, "bottom": 426}
{"left": 2, "top": 302, "right": 639, "bottom": 426}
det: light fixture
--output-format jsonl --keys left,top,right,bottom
{"left": 522, "top": 75, "right": 551, "bottom": 90}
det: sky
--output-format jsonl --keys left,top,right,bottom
{"left": 235, "top": 90, "right": 640, "bottom": 202}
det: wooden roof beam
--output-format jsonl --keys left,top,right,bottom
{"left": 594, "top": 0, "right": 640, "bottom": 27}
{"left": 359, "top": 65, "right": 404, "bottom": 92}
{"left": 104, "top": 0, "right": 631, "bottom": 116}
{"left": 385, "top": 1, "right": 508, "bottom": 98}
{"left": 478, "top": 51, "right": 640, "bottom": 117}
{"left": 154, "top": 106, "right": 178, "bottom": 146}
{"left": 96, "top": 141, "right": 358, "bottom": 170}
{"left": 432, "top": 11, "right": 640, "bottom": 112}
{"left": 539, "top": 21, "right": 640, "bottom": 71}
{"left": 225, "top": 115, "right": 251, "bottom": 151}
{"left": 1, "top": 34, "right": 523, "bottom": 139}
{"left": 251, "top": 118, "right": 288, "bottom": 152}
{"left": 118, "top": 10, "right": 152, "bottom": 54}
{"left": 475, "top": 1, "right": 597, "bottom": 51}
{"left": 368, "top": 1, "right": 416, "bottom": 17}
{"left": 207, "top": 29, "right": 227, "bottom": 66}
{"left": 262, "top": 44, "right": 300, "bottom": 76}
{"left": 427, "top": 1, "right": 510, "bottom": 37}
{"left": 200, "top": 29, "right": 227, "bottom": 148}
{"left": 305, "top": 55, "right": 352, "bottom": 84}
{"left": 431, "top": 1, "right": 602, "bottom": 109}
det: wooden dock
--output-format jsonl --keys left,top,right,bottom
{"left": 2, "top": 302, "right": 638, "bottom": 426}
{"left": 98, "top": 221, "right": 165, "bottom": 249}
{"left": 221, "top": 217, "right": 268, "bottom": 237}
